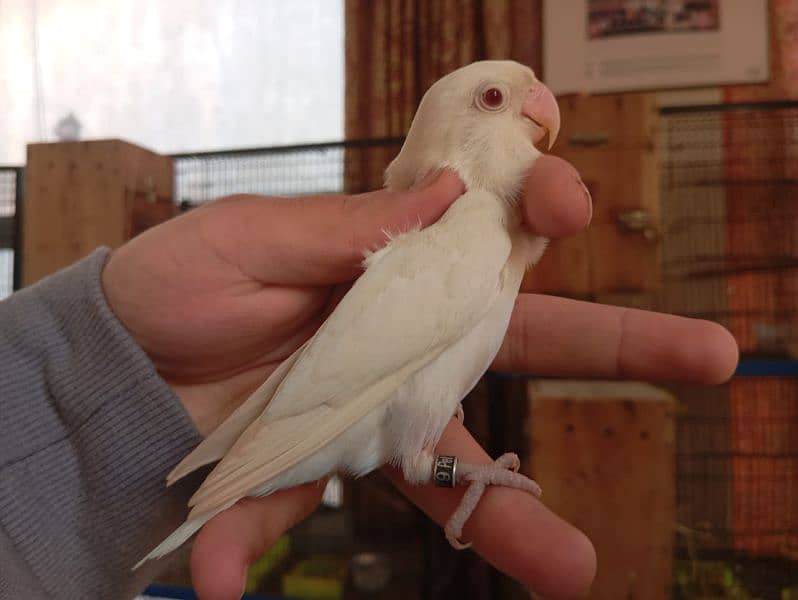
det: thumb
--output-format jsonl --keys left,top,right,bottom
{"left": 237, "top": 169, "right": 464, "bottom": 285}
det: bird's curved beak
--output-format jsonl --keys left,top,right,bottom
{"left": 522, "top": 82, "right": 560, "bottom": 151}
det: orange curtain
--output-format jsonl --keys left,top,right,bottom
{"left": 343, "top": 0, "right": 542, "bottom": 192}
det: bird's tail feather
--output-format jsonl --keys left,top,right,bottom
{"left": 167, "top": 341, "right": 310, "bottom": 486}
{"left": 133, "top": 515, "right": 210, "bottom": 571}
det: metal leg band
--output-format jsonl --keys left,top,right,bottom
{"left": 433, "top": 455, "right": 457, "bottom": 488}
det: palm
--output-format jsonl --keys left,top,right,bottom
{"left": 105, "top": 201, "right": 350, "bottom": 432}
{"left": 153, "top": 277, "right": 330, "bottom": 383}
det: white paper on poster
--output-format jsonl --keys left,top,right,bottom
{"left": 543, "top": 0, "right": 769, "bottom": 94}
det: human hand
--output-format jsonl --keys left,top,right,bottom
{"left": 103, "top": 155, "right": 737, "bottom": 599}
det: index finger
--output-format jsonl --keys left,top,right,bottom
{"left": 494, "top": 294, "right": 739, "bottom": 384}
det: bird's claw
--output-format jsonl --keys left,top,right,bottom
{"left": 494, "top": 452, "right": 520, "bottom": 473}
{"left": 443, "top": 452, "right": 542, "bottom": 550}
{"left": 445, "top": 529, "right": 473, "bottom": 550}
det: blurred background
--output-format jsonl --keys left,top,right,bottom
{"left": 2, "top": 1, "right": 796, "bottom": 599}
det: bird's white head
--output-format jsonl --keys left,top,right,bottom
{"left": 385, "top": 60, "right": 560, "bottom": 200}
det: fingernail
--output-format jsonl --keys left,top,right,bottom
{"left": 410, "top": 169, "right": 442, "bottom": 191}
{"left": 240, "top": 568, "right": 248, "bottom": 598}
{"left": 578, "top": 177, "right": 593, "bottom": 226}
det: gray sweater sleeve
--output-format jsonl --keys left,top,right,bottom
{"left": 0, "top": 248, "right": 203, "bottom": 599}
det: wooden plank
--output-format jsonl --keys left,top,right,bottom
{"left": 521, "top": 213, "right": 593, "bottom": 297}
{"left": 526, "top": 380, "right": 675, "bottom": 600}
{"left": 22, "top": 139, "right": 174, "bottom": 286}
{"left": 587, "top": 221, "right": 660, "bottom": 294}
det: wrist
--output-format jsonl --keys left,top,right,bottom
{"left": 171, "top": 384, "right": 232, "bottom": 437}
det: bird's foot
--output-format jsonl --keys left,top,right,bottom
{"left": 442, "top": 453, "right": 542, "bottom": 549}
{"left": 454, "top": 403, "right": 465, "bottom": 423}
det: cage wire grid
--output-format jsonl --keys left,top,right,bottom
{"left": 172, "top": 138, "right": 405, "bottom": 207}
{"left": 0, "top": 168, "right": 20, "bottom": 299}
{"left": 659, "top": 101, "right": 798, "bottom": 598}
{"left": 659, "top": 102, "right": 798, "bottom": 355}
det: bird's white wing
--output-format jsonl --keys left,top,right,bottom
{"left": 166, "top": 340, "right": 311, "bottom": 485}
{"left": 187, "top": 190, "right": 512, "bottom": 515}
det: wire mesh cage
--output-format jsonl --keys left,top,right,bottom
{"left": 659, "top": 102, "right": 798, "bottom": 356}
{"left": 660, "top": 102, "right": 798, "bottom": 598}
{"left": 172, "top": 138, "right": 405, "bottom": 207}
{"left": 0, "top": 167, "right": 21, "bottom": 299}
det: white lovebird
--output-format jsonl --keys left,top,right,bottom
{"left": 137, "top": 59, "right": 561, "bottom": 567}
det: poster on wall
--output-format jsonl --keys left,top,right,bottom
{"left": 543, "top": 0, "right": 769, "bottom": 94}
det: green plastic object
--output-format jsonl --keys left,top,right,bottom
{"left": 281, "top": 556, "right": 347, "bottom": 600}
{"left": 245, "top": 535, "right": 291, "bottom": 593}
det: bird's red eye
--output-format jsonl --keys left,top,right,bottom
{"left": 476, "top": 85, "right": 508, "bottom": 112}
{"left": 482, "top": 87, "right": 503, "bottom": 107}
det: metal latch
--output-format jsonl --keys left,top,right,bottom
{"left": 616, "top": 208, "right": 658, "bottom": 242}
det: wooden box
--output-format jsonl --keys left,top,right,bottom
{"left": 22, "top": 139, "right": 175, "bottom": 286}
{"left": 526, "top": 380, "right": 675, "bottom": 599}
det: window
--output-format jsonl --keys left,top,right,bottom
{"left": 0, "top": 0, "right": 344, "bottom": 163}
